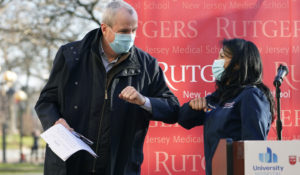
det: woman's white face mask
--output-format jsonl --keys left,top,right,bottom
{"left": 212, "top": 59, "right": 225, "bottom": 81}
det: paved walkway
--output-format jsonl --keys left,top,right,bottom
{"left": 0, "top": 148, "right": 45, "bottom": 163}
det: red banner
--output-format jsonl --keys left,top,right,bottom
{"left": 126, "top": 0, "right": 300, "bottom": 174}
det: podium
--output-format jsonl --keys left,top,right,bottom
{"left": 212, "top": 139, "right": 300, "bottom": 175}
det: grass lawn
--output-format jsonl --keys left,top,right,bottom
{"left": 0, "top": 163, "right": 43, "bottom": 173}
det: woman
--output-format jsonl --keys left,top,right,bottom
{"left": 178, "top": 38, "right": 275, "bottom": 175}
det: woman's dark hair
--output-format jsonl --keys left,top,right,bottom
{"left": 211, "top": 38, "right": 275, "bottom": 122}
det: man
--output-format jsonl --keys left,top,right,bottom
{"left": 35, "top": 1, "right": 179, "bottom": 175}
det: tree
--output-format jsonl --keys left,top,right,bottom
{"left": 0, "top": 0, "right": 112, "bottom": 134}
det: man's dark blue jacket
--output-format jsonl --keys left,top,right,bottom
{"left": 35, "top": 28, "right": 179, "bottom": 175}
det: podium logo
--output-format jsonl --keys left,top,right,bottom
{"left": 259, "top": 147, "right": 278, "bottom": 163}
{"left": 289, "top": 155, "right": 297, "bottom": 165}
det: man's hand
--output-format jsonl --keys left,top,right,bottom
{"left": 189, "top": 97, "right": 207, "bottom": 111}
{"left": 119, "top": 86, "right": 146, "bottom": 105}
{"left": 55, "top": 118, "right": 73, "bottom": 131}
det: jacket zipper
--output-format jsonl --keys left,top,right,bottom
{"left": 90, "top": 55, "right": 138, "bottom": 172}
{"left": 92, "top": 75, "right": 108, "bottom": 172}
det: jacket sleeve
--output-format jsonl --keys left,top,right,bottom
{"left": 178, "top": 102, "right": 205, "bottom": 129}
{"left": 147, "top": 60, "right": 179, "bottom": 124}
{"left": 35, "top": 46, "right": 65, "bottom": 130}
{"left": 240, "top": 88, "right": 271, "bottom": 140}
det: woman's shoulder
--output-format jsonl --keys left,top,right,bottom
{"left": 238, "top": 85, "right": 267, "bottom": 101}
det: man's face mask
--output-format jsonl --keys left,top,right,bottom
{"left": 212, "top": 59, "right": 225, "bottom": 81}
{"left": 109, "top": 28, "right": 136, "bottom": 54}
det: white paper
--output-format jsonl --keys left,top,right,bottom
{"left": 40, "top": 124, "right": 97, "bottom": 161}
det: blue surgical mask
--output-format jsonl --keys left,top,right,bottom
{"left": 212, "top": 59, "right": 225, "bottom": 81}
{"left": 109, "top": 32, "right": 135, "bottom": 54}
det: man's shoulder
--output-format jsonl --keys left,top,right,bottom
{"left": 61, "top": 41, "right": 81, "bottom": 54}
{"left": 60, "top": 28, "right": 100, "bottom": 54}
{"left": 57, "top": 41, "right": 82, "bottom": 65}
{"left": 133, "top": 46, "right": 157, "bottom": 63}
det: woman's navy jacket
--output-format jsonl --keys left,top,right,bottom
{"left": 179, "top": 86, "right": 272, "bottom": 175}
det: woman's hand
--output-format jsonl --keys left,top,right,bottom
{"left": 189, "top": 97, "right": 207, "bottom": 111}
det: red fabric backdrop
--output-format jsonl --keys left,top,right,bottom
{"left": 125, "top": 0, "right": 300, "bottom": 174}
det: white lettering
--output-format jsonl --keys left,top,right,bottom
{"left": 143, "top": 21, "right": 157, "bottom": 38}
{"left": 159, "top": 62, "right": 215, "bottom": 91}
{"left": 174, "top": 21, "right": 186, "bottom": 38}
{"left": 262, "top": 20, "right": 277, "bottom": 38}
{"left": 281, "top": 110, "right": 292, "bottom": 127}
{"left": 280, "top": 20, "right": 292, "bottom": 37}
{"left": 217, "top": 17, "right": 230, "bottom": 38}
{"left": 159, "top": 62, "right": 178, "bottom": 91}
{"left": 216, "top": 18, "right": 300, "bottom": 38}
{"left": 155, "top": 152, "right": 171, "bottom": 174}
{"left": 155, "top": 152, "right": 204, "bottom": 174}
{"left": 292, "top": 46, "right": 300, "bottom": 54}
{"left": 183, "top": 91, "right": 201, "bottom": 99}
{"left": 141, "top": 20, "right": 199, "bottom": 38}
{"left": 291, "top": 65, "right": 300, "bottom": 82}
{"left": 186, "top": 65, "right": 201, "bottom": 82}
{"left": 201, "top": 65, "right": 214, "bottom": 82}
{"left": 170, "top": 65, "right": 185, "bottom": 83}
{"left": 294, "top": 21, "right": 300, "bottom": 37}
{"left": 161, "top": 21, "right": 172, "bottom": 38}
{"left": 296, "top": 110, "right": 300, "bottom": 127}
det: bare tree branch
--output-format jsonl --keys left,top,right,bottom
{"left": 0, "top": 0, "right": 110, "bottom": 133}
{"left": 75, "top": 0, "right": 101, "bottom": 25}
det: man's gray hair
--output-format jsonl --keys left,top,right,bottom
{"left": 102, "top": 1, "right": 138, "bottom": 27}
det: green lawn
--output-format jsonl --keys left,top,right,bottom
{"left": 0, "top": 134, "right": 46, "bottom": 149}
{"left": 0, "top": 163, "right": 43, "bottom": 173}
